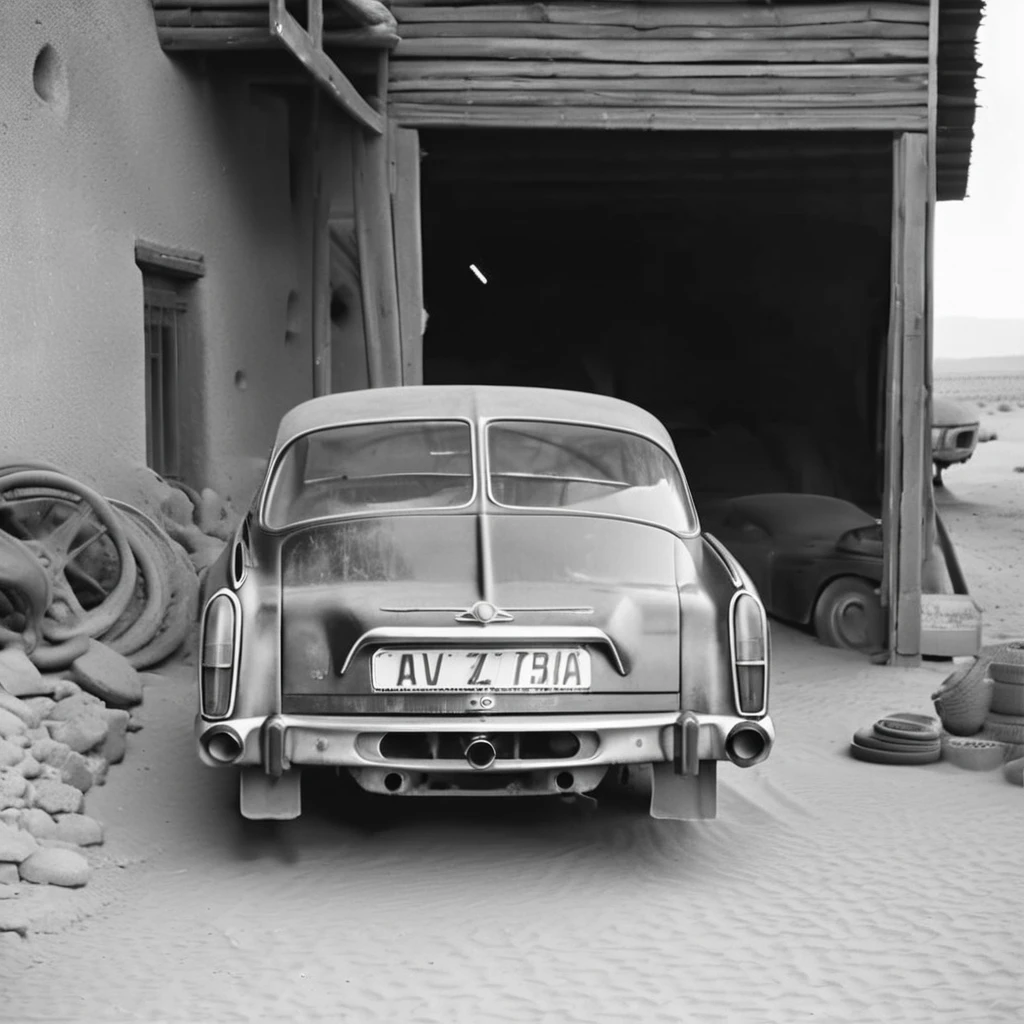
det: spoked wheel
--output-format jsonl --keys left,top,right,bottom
{"left": 0, "top": 471, "right": 137, "bottom": 642}
{"left": 812, "top": 576, "right": 885, "bottom": 654}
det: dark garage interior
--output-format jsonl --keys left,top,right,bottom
{"left": 419, "top": 129, "right": 895, "bottom": 516}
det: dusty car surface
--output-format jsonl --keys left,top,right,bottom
{"left": 932, "top": 397, "right": 980, "bottom": 486}
{"left": 196, "top": 386, "right": 774, "bottom": 822}
{"left": 707, "top": 494, "right": 886, "bottom": 654}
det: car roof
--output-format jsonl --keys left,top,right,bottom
{"left": 274, "top": 385, "right": 675, "bottom": 452}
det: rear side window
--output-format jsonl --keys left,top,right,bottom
{"left": 487, "top": 420, "right": 696, "bottom": 533}
{"left": 264, "top": 420, "right": 473, "bottom": 528}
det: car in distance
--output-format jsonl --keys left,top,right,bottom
{"left": 932, "top": 397, "right": 980, "bottom": 487}
{"left": 196, "top": 386, "right": 774, "bottom": 822}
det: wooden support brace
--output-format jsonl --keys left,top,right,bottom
{"left": 269, "top": 0, "right": 384, "bottom": 135}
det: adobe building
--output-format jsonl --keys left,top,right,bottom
{"left": 0, "top": 0, "right": 984, "bottom": 662}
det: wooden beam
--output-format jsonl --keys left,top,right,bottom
{"left": 390, "top": 60, "right": 928, "bottom": 79}
{"left": 390, "top": 103, "right": 927, "bottom": 130}
{"left": 889, "top": 132, "right": 928, "bottom": 663}
{"left": 395, "top": 22, "right": 929, "bottom": 41}
{"left": 134, "top": 240, "right": 205, "bottom": 278}
{"left": 390, "top": 36, "right": 930, "bottom": 62}
{"left": 311, "top": 90, "right": 331, "bottom": 397}
{"left": 388, "top": 4, "right": 931, "bottom": 27}
{"left": 353, "top": 122, "right": 403, "bottom": 386}
{"left": 157, "top": 26, "right": 399, "bottom": 49}
{"left": 269, "top": 0, "right": 385, "bottom": 133}
{"left": 390, "top": 125, "right": 424, "bottom": 386}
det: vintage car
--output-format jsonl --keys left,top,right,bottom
{"left": 196, "top": 386, "right": 774, "bottom": 822}
{"left": 931, "top": 397, "right": 980, "bottom": 487}
{"left": 707, "top": 493, "right": 982, "bottom": 659}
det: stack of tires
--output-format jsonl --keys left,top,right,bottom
{"left": 0, "top": 461, "right": 199, "bottom": 672}
{"left": 849, "top": 714, "right": 942, "bottom": 765}
{"left": 931, "top": 642, "right": 1024, "bottom": 784}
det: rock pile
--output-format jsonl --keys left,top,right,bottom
{"left": 0, "top": 639, "right": 143, "bottom": 930}
{"left": 0, "top": 457, "right": 242, "bottom": 935}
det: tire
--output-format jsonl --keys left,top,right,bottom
{"left": 853, "top": 727, "right": 940, "bottom": 755}
{"left": 941, "top": 736, "right": 1008, "bottom": 771}
{"left": 813, "top": 576, "right": 885, "bottom": 654}
{"left": 991, "top": 680, "right": 1024, "bottom": 716}
{"left": 874, "top": 718, "right": 942, "bottom": 743}
{"left": 885, "top": 713, "right": 941, "bottom": 730}
{"left": 100, "top": 510, "right": 171, "bottom": 657}
{"left": 849, "top": 741, "right": 941, "bottom": 766}
{"left": 989, "top": 661, "right": 1024, "bottom": 685}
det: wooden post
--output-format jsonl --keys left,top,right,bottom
{"left": 353, "top": 55, "right": 403, "bottom": 387}
{"left": 884, "top": 131, "right": 929, "bottom": 664}
{"left": 390, "top": 124, "right": 424, "bottom": 385}
{"left": 311, "top": 90, "right": 331, "bottom": 397}
{"left": 922, "top": 0, "right": 939, "bottom": 563}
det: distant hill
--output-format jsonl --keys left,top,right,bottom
{"left": 935, "top": 354, "right": 1024, "bottom": 377}
{"left": 935, "top": 317, "right": 1024, "bottom": 363}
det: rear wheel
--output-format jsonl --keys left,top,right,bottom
{"left": 813, "top": 576, "right": 885, "bottom": 654}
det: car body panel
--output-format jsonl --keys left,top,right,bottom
{"left": 708, "top": 493, "right": 881, "bottom": 626}
{"left": 932, "top": 397, "right": 980, "bottom": 468}
{"left": 196, "top": 385, "right": 774, "bottom": 821}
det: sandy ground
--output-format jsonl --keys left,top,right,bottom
{"left": 3, "top": 388, "right": 1024, "bottom": 1024}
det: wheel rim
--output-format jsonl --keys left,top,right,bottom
{"left": 830, "top": 593, "right": 874, "bottom": 650}
{"left": 0, "top": 471, "right": 137, "bottom": 641}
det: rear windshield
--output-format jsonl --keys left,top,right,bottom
{"left": 263, "top": 420, "right": 473, "bottom": 529}
{"left": 487, "top": 420, "right": 697, "bottom": 533}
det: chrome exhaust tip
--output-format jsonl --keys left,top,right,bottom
{"left": 464, "top": 736, "right": 497, "bottom": 770}
{"left": 725, "top": 722, "right": 771, "bottom": 768}
{"left": 202, "top": 726, "right": 244, "bottom": 765}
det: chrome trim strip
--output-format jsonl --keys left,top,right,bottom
{"left": 381, "top": 605, "right": 594, "bottom": 615}
{"left": 728, "top": 590, "right": 770, "bottom": 718}
{"left": 338, "top": 625, "right": 627, "bottom": 676}
{"left": 258, "top": 415, "right": 479, "bottom": 533}
{"left": 704, "top": 533, "right": 743, "bottom": 588}
{"left": 195, "top": 711, "right": 775, "bottom": 771}
{"left": 480, "top": 415, "right": 701, "bottom": 538}
{"left": 198, "top": 587, "right": 242, "bottom": 721}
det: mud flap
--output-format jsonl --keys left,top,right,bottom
{"left": 650, "top": 760, "right": 717, "bottom": 820}
{"left": 239, "top": 766, "right": 302, "bottom": 820}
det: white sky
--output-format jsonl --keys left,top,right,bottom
{"left": 934, "top": 3, "right": 1024, "bottom": 323}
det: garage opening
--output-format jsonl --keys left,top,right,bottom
{"left": 419, "top": 129, "right": 894, "bottom": 516}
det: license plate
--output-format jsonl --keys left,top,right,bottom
{"left": 371, "top": 648, "right": 592, "bottom": 692}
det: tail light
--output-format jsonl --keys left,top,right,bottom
{"left": 201, "top": 591, "right": 239, "bottom": 718}
{"left": 837, "top": 522, "right": 883, "bottom": 558}
{"left": 731, "top": 592, "right": 769, "bottom": 716}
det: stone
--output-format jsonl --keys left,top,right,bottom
{"left": 0, "top": 739, "right": 24, "bottom": 768}
{"left": 0, "top": 863, "right": 19, "bottom": 885}
{"left": 19, "top": 847, "right": 90, "bottom": 887}
{"left": 99, "top": 709, "right": 129, "bottom": 765}
{"left": 52, "top": 679, "right": 81, "bottom": 701}
{"left": 126, "top": 710, "right": 144, "bottom": 733}
{"left": 197, "top": 488, "right": 241, "bottom": 542}
{"left": 70, "top": 640, "right": 143, "bottom": 708}
{"left": 0, "top": 770, "right": 28, "bottom": 810}
{"left": 83, "top": 755, "right": 108, "bottom": 788}
{"left": 0, "top": 646, "right": 51, "bottom": 697}
{"left": 19, "top": 808, "right": 57, "bottom": 841}
{"left": 0, "top": 809, "right": 20, "bottom": 826}
{"left": 7, "top": 733, "right": 29, "bottom": 748}
{"left": 21, "top": 696, "right": 56, "bottom": 719}
{"left": 0, "top": 692, "right": 40, "bottom": 729}
{"left": 0, "top": 820, "right": 38, "bottom": 863}
{"left": 30, "top": 742, "right": 91, "bottom": 793}
{"left": 46, "top": 692, "right": 104, "bottom": 723}
{"left": 0, "top": 708, "right": 26, "bottom": 741}
{"left": 17, "top": 756, "right": 42, "bottom": 781}
{"left": 0, "top": 903, "right": 29, "bottom": 936}
{"left": 39, "top": 838, "right": 83, "bottom": 852}
{"left": 29, "top": 779, "right": 83, "bottom": 816}
{"left": 48, "top": 713, "right": 108, "bottom": 756}
{"left": 160, "top": 487, "right": 196, "bottom": 529}
{"left": 54, "top": 814, "right": 103, "bottom": 847}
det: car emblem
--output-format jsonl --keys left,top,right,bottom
{"left": 455, "top": 600, "right": 514, "bottom": 625}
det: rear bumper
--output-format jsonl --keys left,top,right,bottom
{"left": 195, "top": 710, "right": 775, "bottom": 775}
